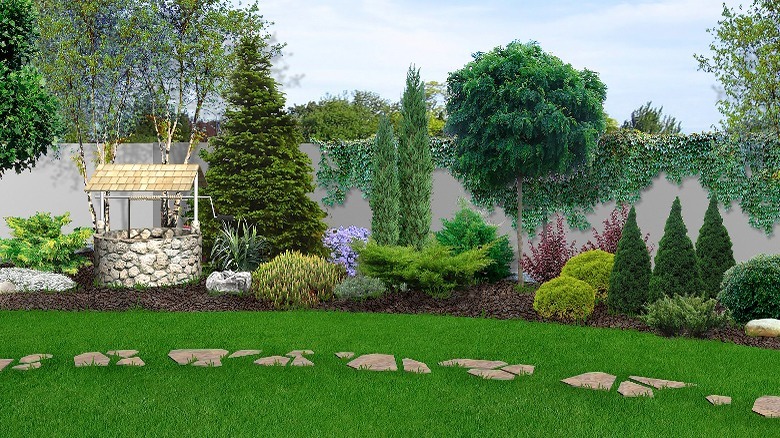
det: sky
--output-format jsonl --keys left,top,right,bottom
{"left": 246, "top": 0, "right": 747, "bottom": 134}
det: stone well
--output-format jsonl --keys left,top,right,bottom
{"left": 93, "top": 228, "right": 201, "bottom": 287}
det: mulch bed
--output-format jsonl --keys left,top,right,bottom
{"left": 2, "top": 261, "right": 779, "bottom": 351}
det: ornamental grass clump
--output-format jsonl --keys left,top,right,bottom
{"left": 561, "top": 250, "right": 614, "bottom": 300}
{"left": 322, "top": 226, "right": 370, "bottom": 276}
{"left": 533, "top": 275, "right": 596, "bottom": 321}
{"left": 252, "top": 251, "right": 346, "bottom": 309}
{"left": 211, "top": 220, "right": 271, "bottom": 272}
{"left": 718, "top": 254, "right": 780, "bottom": 324}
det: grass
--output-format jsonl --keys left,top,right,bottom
{"left": 0, "top": 310, "right": 779, "bottom": 436}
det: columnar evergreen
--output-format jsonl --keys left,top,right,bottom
{"left": 608, "top": 206, "right": 653, "bottom": 315}
{"left": 695, "top": 196, "right": 735, "bottom": 299}
{"left": 650, "top": 197, "right": 704, "bottom": 298}
{"left": 397, "top": 65, "right": 433, "bottom": 249}
{"left": 199, "top": 34, "right": 327, "bottom": 257}
{"left": 370, "top": 115, "right": 400, "bottom": 245}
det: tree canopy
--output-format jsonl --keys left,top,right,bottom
{"left": 622, "top": 101, "right": 682, "bottom": 135}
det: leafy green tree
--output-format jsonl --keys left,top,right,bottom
{"left": 608, "top": 206, "right": 652, "bottom": 315}
{"left": 199, "top": 33, "right": 327, "bottom": 257}
{"left": 650, "top": 197, "right": 704, "bottom": 299}
{"left": 695, "top": 0, "right": 780, "bottom": 138}
{"left": 0, "top": 0, "right": 61, "bottom": 178}
{"left": 622, "top": 101, "right": 682, "bottom": 134}
{"left": 425, "top": 80, "right": 447, "bottom": 136}
{"left": 369, "top": 115, "right": 400, "bottom": 246}
{"left": 397, "top": 66, "right": 433, "bottom": 249}
{"left": 445, "top": 40, "right": 607, "bottom": 285}
{"left": 695, "top": 196, "right": 735, "bottom": 299}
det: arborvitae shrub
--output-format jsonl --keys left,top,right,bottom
{"left": 561, "top": 250, "right": 614, "bottom": 300}
{"left": 252, "top": 251, "right": 346, "bottom": 309}
{"left": 435, "top": 200, "right": 513, "bottom": 283}
{"left": 580, "top": 204, "right": 654, "bottom": 254}
{"left": 695, "top": 196, "right": 735, "bottom": 299}
{"left": 370, "top": 115, "right": 400, "bottom": 246}
{"left": 650, "top": 197, "right": 704, "bottom": 298}
{"left": 608, "top": 206, "right": 652, "bottom": 315}
{"left": 533, "top": 275, "right": 596, "bottom": 321}
{"left": 718, "top": 254, "right": 780, "bottom": 324}
{"left": 522, "top": 214, "right": 578, "bottom": 283}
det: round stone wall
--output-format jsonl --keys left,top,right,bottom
{"left": 94, "top": 228, "right": 202, "bottom": 287}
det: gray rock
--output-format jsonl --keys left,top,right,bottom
{"left": 0, "top": 281, "right": 16, "bottom": 293}
{"left": 0, "top": 268, "right": 76, "bottom": 292}
{"left": 206, "top": 271, "right": 252, "bottom": 294}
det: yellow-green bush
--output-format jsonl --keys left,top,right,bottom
{"left": 561, "top": 250, "right": 614, "bottom": 300}
{"left": 252, "top": 251, "right": 346, "bottom": 309}
{"left": 533, "top": 275, "right": 596, "bottom": 321}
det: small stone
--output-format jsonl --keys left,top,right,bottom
{"left": 254, "top": 356, "right": 290, "bottom": 366}
{"left": 561, "top": 372, "right": 616, "bottom": 391}
{"left": 168, "top": 349, "right": 229, "bottom": 365}
{"left": 0, "top": 281, "right": 17, "bottom": 293}
{"left": 290, "top": 356, "right": 314, "bottom": 367}
{"left": 286, "top": 350, "right": 314, "bottom": 357}
{"left": 402, "top": 358, "right": 431, "bottom": 374}
{"left": 206, "top": 271, "right": 252, "bottom": 294}
{"left": 129, "top": 229, "right": 140, "bottom": 239}
{"left": 228, "top": 350, "right": 262, "bottom": 358}
{"left": 439, "top": 359, "right": 508, "bottom": 369}
{"left": 746, "top": 319, "right": 780, "bottom": 337}
{"left": 468, "top": 369, "right": 515, "bottom": 380}
{"left": 107, "top": 350, "right": 139, "bottom": 358}
{"left": 74, "top": 352, "right": 110, "bottom": 367}
{"left": 706, "top": 395, "right": 731, "bottom": 405}
{"left": 335, "top": 352, "right": 355, "bottom": 359}
{"left": 347, "top": 354, "right": 397, "bottom": 371}
{"left": 629, "top": 376, "right": 691, "bottom": 389}
{"left": 151, "top": 228, "right": 164, "bottom": 238}
{"left": 502, "top": 364, "right": 535, "bottom": 375}
{"left": 617, "top": 381, "right": 653, "bottom": 397}
{"left": 164, "top": 229, "right": 175, "bottom": 240}
{"left": 117, "top": 357, "right": 145, "bottom": 367}
{"left": 13, "top": 362, "right": 41, "bottom": 371}
{"left": 128, "top": 266, "right": 140, "bottom": 277}
{"left": 130, "top": 242, "right": 147, "bottom": 253}
{"left": 19, "top": 354, "right": 52, "bottom": 364}
{"left": 753, "top": 396, "right": 780, "bottom": 417}
{"left": 140, "top": 229, "right": 152, "bottom": 240}
{"left": 0, "top": 359, "right": 13, "bottom": 371}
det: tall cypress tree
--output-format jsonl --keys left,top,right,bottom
{"left": 397, "top": 65, "right": 433, "bottom": 249}
{"left": 696, "top": 196, "right": 735, "bottom": 299}
{"left": 199, "top": 34, "right": 327, "bottom": 257}
{"left": 650, "top": 197, "right": 704, "bottom": 298}
{"left": 370, "top": 115, "right": 400, "bottom": 245}
{"left": 608, "top": 206, "right": 652, "bottom": 315}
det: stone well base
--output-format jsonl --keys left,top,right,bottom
{"left": 94, "top": 228, "right": 202, "bottom": 288}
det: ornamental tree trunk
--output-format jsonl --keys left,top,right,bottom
{"left": 517, "top": 175, "right": 524, "bottom": 286}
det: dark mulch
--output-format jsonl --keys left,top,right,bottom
{"left": 1, "top": 260, "right": 779, "bottom": 351}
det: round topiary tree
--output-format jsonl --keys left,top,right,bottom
{"left": 533, "top": 275, "right": 596, "bottom": 321}
{"left": 650, "top": 197, "right": 704, "bottom": 299}
{"left": 719, "top": 254, "right": 780, "bottom": 324}
{"left": 695, "top": 195, "right": 736, "bottom": 299}
{"left": 608, "top": 206, "right": 652, "bottom": 315}
{"left": 561, "top": 249, "right": 614, "bottom": 300}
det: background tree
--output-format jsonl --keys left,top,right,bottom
{"left": 608, "top": 206, "right": 652, "bottom": 315}
{"left": 695, "top": 0, "right": 780, "bottom": 138}
{"left": 425, "top": 80, "right": 447, "bottom": 137}
{"left": 198, "top": 33, "right": 327, "bottom": 257}
{"left": 0, "top": 0, "right": 60, "bottom": 178}
{"left": 397, "top": 66, "right": 433, "bottom": 249}
{"left": 445, "top": 40, "right": 607, "bottom": 285}
{"left": 369, "top": 115, "right": 400, "bottom": 246}
{"left": 621, "top": 101, "right": 682, "bottom": 134}
{"left": 650, "top": 197, "right": 704, "bottom": 299}
{"left": 695, "top": 196, "right": 735, "bottom": 299}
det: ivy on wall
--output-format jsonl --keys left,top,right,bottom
{"left": 314, "top": 131, "right": 780, "bottom": 236}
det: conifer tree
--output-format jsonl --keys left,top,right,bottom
{"left": 397, "top": 65, "right": 433, "bottom": 249}
{"left": 608, "top": 206, "right": 653, "bottom": 315}
{"left": 199, "top": 34, "right": 327, "bottom": 257}
{"left": 696, "top": 196, "right": 735, "bottom": 299}
{"left": 370, "top": 115, "right": 400, "bottom": 245}
{"left": 650, "top": 197, "right": 704, "bottom": 298}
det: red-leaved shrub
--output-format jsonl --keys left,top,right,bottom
{"left": 580, "top": 204, "right": 654, "bottom": 254}
{"left": 522, "top": 215, "right": 578, "bottom": 283}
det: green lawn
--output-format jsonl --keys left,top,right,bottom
{"left": 1, "top": 310, "right": 779, "bottom": 436}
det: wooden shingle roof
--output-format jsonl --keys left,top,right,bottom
{"left": 84, "top": 164, "right": 206, "bottom": 192}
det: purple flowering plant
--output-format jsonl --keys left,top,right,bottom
{"left": 322, "top": 226, "right": 371, "bottom": 276}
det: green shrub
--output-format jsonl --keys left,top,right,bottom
{"left": 642, "top": 294, "right": 731, "bottom": 337}
{"left": 435, "top": 199, "right": 514, "bottom": 283}
{"left": 533, "top": 275, "right": 596, "bottom": 321}
{"left": 334, "top": 274, "right": 387, "bottom": 301}
{"left": 210, "top": 220, "right": 271, "bottom": 272}
{"left": 0, "top": 212, "right": 92, "bottom": 274}
{"left": 356, "top": 239, "right": 492, "bottom": 298}
{"left": 718, "top": 254, "right": 780, "bottom": 324}
{"left": 561, "top": 250, "right": 614, "bottom": 300}
{"left": 252, "top": 251, "right": 346, "bottom": 309}
{"left": 608, "top": 206, "right": 653, "bottom": 315}
{"left": 695, "top": 196, "right": 735, "bottom": 299}
{"left": 650, "top": 197, "right": 704, "bottom": 298}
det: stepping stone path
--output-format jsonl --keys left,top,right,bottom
{"left": 228, "top": 350, "right": 262, "bottom": 358}
{"left": 347, "top": 354, "right": 397, "bottom": 371}
{"left": 8, "top": 353, "right": 52, "bottom": 371}
{"left": 468, "top": 368, "right": 515, "bottom": 380}
{"left": 617, "top": 381, "right": 654, "bottom": 398}
{"left": 753, "top": 396, "right": 780, "bottom": 418}
{"left": 20, "top": 354, "right": 53, "bottom": 364}
{"left": 74, "top": 352, "right": 111, "bottom": 367}
{"left": 335, "top": 352, "right": 354, "bottom": 359}
{"left": 0, "top": 359, "right": 12, "bottom": 371}
{"left": 402, "top": 358, "right": 430, "bottom": 374}
{"left": 254, "top": 356, "right": 290, "bottom": 366}
{"left": 117, "top": 357, "right": 145, "bottom": 367}
{"left": 629, "top": 376, "right": 691, "bottom": 389}
{"left": 169, "top": 349, "right": 229, "bottom": 367}
{"left": 286, "top": 350, "right": 314, "bottom": 357}
{"left": 707, "top": 395, "right": 731, "bottom": 406}
{"left": 439, "top": 359, "right": 508, "bottom": 369}
{"left": 107, "top": 350, "right": 138, "bottom": 358}
{"left": 502, "top": 364, "right": 535, "bottom": 376}
{"left": 13, "top": 362, "right": 41, "bottom": 371}
{"left": 562, "top": 372, "right": 616, "bottom": 391}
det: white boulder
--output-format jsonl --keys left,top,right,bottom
{"left": 0, "top": 268, "right": 76, "bottom": 292}
{"left": 746, "top": 319, "right": 780, "bottom": 337}
{"left": 0, "top": 281, "right": 16, "bottom": 293}
{"left": 206, "top": 271, "right": 252, "bottom": 294}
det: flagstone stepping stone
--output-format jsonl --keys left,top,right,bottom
{"left": 439, "top": 359, "right": 508, "bottom": 369}
{"left": 468, "top": 368, "right": 515, "bottom": 380}
{"left": 706, "top": 395, "right": 731, "bottom": 406}
{"left": 561, "top": 372, "right": 616, "bottom": 391}
{"left": 0, "top": 359, "right": 12, "bottom": 371}
{"left": 347, "top": 354, "right": 397, "bottom": 371}
{"left": 107, "top": 350, "right": 138, "bottom": 358}
{"left": 290, "top": 356, "right": 314, "bottom": 367}
{"left": 13, "top": 362, "right": 41, "bottom": 371}
{"left": 168, "top": 349, "right": 229, "bottom": 365}
{"left": 618, "top": 381, "right": 654, "bottom": 397}
{"left": 228, "top": 350, "right": 262, "bottom": 358}
{"left": 117, "top": 357, "right": 145, "bottom": 367}
{"left": 286, "top": 350, "right": 314, "bottom": 357}
{"left": 629, "top": 376, "right": 690, "bottom": 389}
{"left": 335, "top": 352, "right": 354, "bottom": 359}
{"left": 402, "top": 358, "right": 430, "bottom": 374}
{"left": 254, "top": 356, "right": 290, "bottom": 366}
{"left": 19, "top": 354, "right": 52, "bottom": 364}
{"left": 192, "top": 359, "right": 221, "bottom": 367}
{"left": 502, "top": 364, "right": 535, "bottom": 376}
{"left": 753, "top": 396, "right": 780, "bottom": 417}
{"left": 74, "top": 352, "right": 111, "bottom": 367}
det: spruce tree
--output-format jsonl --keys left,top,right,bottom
{"left": 649, "top": 197, "right": 704, "bottom": 298}
{"left": 696, "top": 196, "right": 735, "bottom": 299}
{"left": 397, "top": 65, "right": 433, "bottom": 249}
{"left": 370, "top": 115, "right": 400, "bottom": 246}
{"left": 199, "top": 34, "right": 327, "bottom": 257}
{"left": 608, "top": 206, "right": 652, "bottom": 315}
